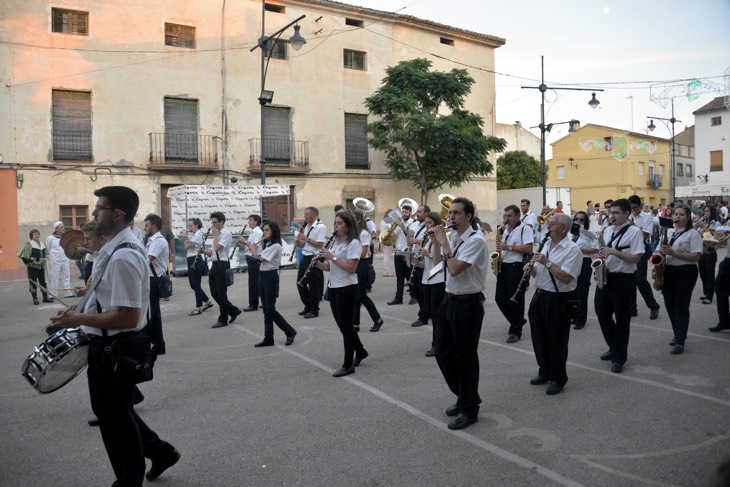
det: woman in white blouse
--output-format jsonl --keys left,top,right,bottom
{"left": 317, "top": 211, "right": 369, "bottom": 377}
{"left": 183, "top": 218, "right": 213, "bottom": 316}
{"left": 248, "top": 222, "right": 297, "bottom": 347}
{"left": 420, "top": 212, "right": 446, "bottom": 357}
{"left": 572, "top": 211, "right": 599, "bottom": 330}
{"left": 660, "top": 205, "right": 702, "bottom": 354}
{"left": 353, "top": 211, "right": 384, "bottom": 332}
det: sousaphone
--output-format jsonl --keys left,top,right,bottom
{"left": 353, "top": 197, "right": 375, "bottom": 214}
{"left": 60, "top": 229, "right": 85, "bottom": 259}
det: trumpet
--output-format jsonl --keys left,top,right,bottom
{"left": 297, "top": 231, "right": 336, "bottom": 287}
{"left": 536, "top": 208, "right": 557, "bottom": 226}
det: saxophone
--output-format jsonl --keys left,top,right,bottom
{"left": 592, "top": 229, "right": 607, "bottom": 289}
{"left": 650, "top": 226, "right": 669, "bottom": 290}
{"left": 490, "top": 224, "right": 504, "bottom": 276}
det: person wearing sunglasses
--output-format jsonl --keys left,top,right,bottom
{"left": 572, "top": 211, "right": 599, "bottom": 330}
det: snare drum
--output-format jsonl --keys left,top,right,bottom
{"left": 21, "top": 328, "right": 89, "bottom": 394}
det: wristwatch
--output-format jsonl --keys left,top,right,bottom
{"left": 508, "top": 245, "right": 513, "bottom": 251}
{"left": 545, "top": 261, "right": 553, "bottom": 270}
{"left": 332, "top": 257, "right": 338, "bottom": 263}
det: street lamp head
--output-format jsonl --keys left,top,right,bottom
{"left": 259, "top": 89, "right": 274, "bottom": 105}
{"left": 568, "top": 120, "right": 579, "bottom": 134}
{"left": 288, "top": 24, "right": 306, "bottom": 51}
{"left": 647, "top": 119, "right": 656, "bottom": 132}
{"left": 588, "top": 92, "right": 600, "bottom": 109}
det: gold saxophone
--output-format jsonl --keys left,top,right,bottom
{"left": 592, "top": 230, "right": 607, "bottom": 289}
{"left": 490, "top": 224, "right": 504, "bottom": 276}
{"left": 650, "top": 226, "right": 669, "bottom": 290}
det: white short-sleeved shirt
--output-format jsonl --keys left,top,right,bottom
{"left": 211, "top": 228, "right": 232, "bottom": 261}
{"left": 366, "top": 219, "right": 377, "bottom": 236}
{"left": 186, "top": 229, "right": 206, "bottom": 258}
{"left": 45, "top": 234, "right": 66, "bottom": 261}
{"left": 521, "top": 211, "right": 537, "bottom": 228}
{"left": 501, "top": 223, "right": 534, "bottom": 263}
{"left": 534, "top": 237, "right": 582, "bottom": 292}
{"left": 146, "top": 232, "right": 169, "bottom": 277}
{"left": 327, "top": 238, "right": 361, "bottom": 288}
{"left": 359, "top": 230, "right": 372, "bottom": 258}
{"left": 410, "top": 222, "right": 427, "bottom": 255}
{"left": 130, "top": 226, "right": 145, "bottom": 244}
{"left": 630, "top": 211, "right": 653, "bottom": 241}
{"left": 445, "top": 229, "right": 489, "bottom": 294}
{"left": 395, "top": 218, "right": 412, "bottom": 251}
{"left": 245, "top": 226, "right": 263, "bottom": 257}
{"left": 81, "top": 227, "right": 149, "bottom": 337}
{"left": 421, "top": 240, "right": 445, "bottom": 285}
{"left": 603, "top": 223, "right": 645, "bottom": 273}
{"left": 302, "top": 220, "right": 327, "bottom": 257}
{"left": 576, "top": 229, "right": 599, "bottom": 257}
{"left": 259, "top": 242, "right": 281, "bottom": 271}
{"left": 666, "top": 228, "right": 703, "bottom": 266}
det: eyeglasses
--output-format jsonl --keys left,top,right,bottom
{"left": 610, "top": 211, "right": 624, "bottom": 215}
{"left": 573, "top": 218, "right": 584, "bottom": 223}
{"left": 95, "top": 205, "right": 113, "bottom": 212}
{"left": 210, "top": 220, "right": 219, "bottom": 224}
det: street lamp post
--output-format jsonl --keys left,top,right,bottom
{"left": 250, "top": 8, "right": 306, "bottom": 216}
{"left": 647, "top": 98, "right": 681, "bottom": 203}
{"left": 522, "top": 56, "right": 603, "bottom": 207}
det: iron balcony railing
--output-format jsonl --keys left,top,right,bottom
{"left": 53, "top": 131, "right": 93, "bottom": 161}
{"left": 149, "top": 133, "right": 219, "bottom": 166}
{"left": 249, "top": 138, "right": 309, "bottom": 170}
{"left": 648, "top": 174, "right": 663, "bottom": 188}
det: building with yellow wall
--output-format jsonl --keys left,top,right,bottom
{"left": 547, "top": 124, "right": 671, "bottom": 211}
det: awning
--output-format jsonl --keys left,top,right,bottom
{"left": 675, "top": 183, "right": 730, "bottom": 198}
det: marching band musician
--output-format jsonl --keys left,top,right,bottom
{"left": 296, "top": 207, "right": 327, "bottom": 319}
{"left": 520, "top": 199, "right": 538, "bottom": 241}
{"left": 597, "top": 199, "right": 614, "bottom": 231}
{"left": 316, "top": 211, "right": 369, "bottom": 377}
{"left": 628, "top": 195, "right": 661, "bottom": 320}
{"left": 572, "top": 211, "right": 599, "bottom": 330}
{"left": 419, "top": 211, "right": 446, "bottom": 357}
{"left": 495, "top": 204, "right": 535, "bottom": 344}
{"left": 526, "top": 213, "right": 582, "bottom": 395}
{"left": 430, "top": 197, "right": 489, "bottom": 430}
{"left": 387, "top": 204, "right": 414, "bottom": 306}
{"left": 352, "top": 211, "right": 384, "bottom": 333}
{"left": 205, "top": 211, "right": 242, "bottom": 329}
{"left": 595, "top": 198, "right": 645, "bottom": 374}
{"left": 660, "top": 205, "right": 702, "bottom": 354}
{"left": 240, "top": 214, "right": 264, "bottom": 313}
{"left": 183, "top": 218, "right": 214, "bottom": 316}
{"left": 407, "top": 205, "right": 431, "bottom": 327}
{"left": 698, "top": 205, "right": 720, "bottom": 305}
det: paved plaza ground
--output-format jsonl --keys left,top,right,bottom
{"left": 1, "top": 253, "right": 729, "bottom": 486}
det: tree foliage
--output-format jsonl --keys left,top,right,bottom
{"left": 496, "top": 150, "right": 542, "bottom": 190}
{"left": 365, "top": 58, "right": 506, "bottom": 204}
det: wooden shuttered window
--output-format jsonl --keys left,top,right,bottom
{"left": 165, "top": 23, "right": 195, "bottom": 48}
{"left": 164, "top": 97, "right": 199, "bottom": 162}
{"left": 52, "top": 8, "right": 88, "bottom": 35}
{"left": 52, "top": 90, "right": 92, "bottom": 161}
{"left": 345, "top": 113, "right": 369, "bottom": 168}
{"left": 263, "top": 106, "right": 291, "bottom": 164}
{"left": 710, "top": 150, "right": 724, "bottom": 172}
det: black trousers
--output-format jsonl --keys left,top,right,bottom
{"left": 595, "top": 273, "right": 636, "bottom": 364}
{"left": 297, "top": 255, "right": 323, "bottom": 314}
{"left": 632, "top": 249, "right": 659, "bottom": 312}
{"left": 88, "top": 335, "right": 175, "bottom": 486}
{"left": 662, "top": 265, "right": 698, "bottom": 345}
{"left": 412, "top": 266, "right": 429, "bottom": 322}
{"left": 187, "top": 256, "right": 210, "bottom": 308}
{"left": 495, "top": 262, "right": 527, "bottom": 336}
{"left": 715, "top": 258, "right": 730, "bottom": 328}
{"left": 435, "top": 293, "right": 484, "bottom": 417}
{"left": 423, "top": 281, "right": 446, "bottom": 348}
{"left": 147, "top": 276, "right": 165, "bottom": 353}
{"left": 209, "top": 261, "right": 238, "bottom": 324}
{"left": 246, "top": 256, "right": 261, "bottom": 309}
{"left": 354, "top": 259, "right": 381, "bottom": 325}
{"left": 699, "top": 251, "right": 718, "bottom": 298}
{"left": 393, "top": 254, "right": 412, "bottom": 300}
{"left": 528, "top": 290, "right": 572, "bottom": 385}
{"left": 260, "top": 270, "right": 296, "bottom": 341}
{"left": 27, "top": 266, "right": 47, "bottom": 294}
{"left": 329, "top": 284, "right": 365, "bottom": 369}
{"left": 575, "top": 258, "right": 593, "bottom": 327}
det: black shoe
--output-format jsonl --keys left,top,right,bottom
{"left": 611, "top": 362, "right": 624, "bottom": 373}
{"left": 332, "top": 366, "right": 355, "bottom": 377}
{"left": 254, "top": 340, "right": 274, "bottom": 347}
{"left": 242, "top": 306, "right": 258, "bottom": 312}
{"left": 369, "top": 319, "right": 383, "bottom": 332}
{"left": 425, "top": 347, "right": 436, "bottom": 357}
{"left": 229, "top": 308, "right": 241, "bottom": 323}
{"left": 33, "top": 298, "right": 39, "bottom": 305}
{"left": 650, "top": 307, "right": 660, "bottom": 320}
{"left": 709, "top": 324, "right": 729, "bottom": 332}
{"left": 408, "top": 297, "right": 418, "bottom": 305}
{"left": 448, "top": 414, "right": 478, "bottom": 430}
{"left": 702, "top": 298, "right": 713, "bottom": 305}
{"left": 298, "top": 309, "right": 308, "bottom": 316}
{"left": 133, "top": 389, "right": 145, "bottom": 405}
{"left": 506, "top": 335, "right": 520, "bottom": 344}
{"left": 600, "top": 351, "right": 614, "bottom": 361}
{"left": 445, "top": 403, "right": 460, "bottom": 417}
{"left": 546, "top": 383, "right": 564, "bottom": 395}
{"left": 530, "top": 376, "right": 549, "bottom": 385}
{"left": 146, "top": 449, "right": 181, "bottom": 481}
{"left": 353, "top": 350, "right": 369, "bottom": 367}
{"left": 670, "top": 344, "right": 684, "bottom": 355}
{"left": 212, "top": 321, "right": 228, "bottom": 328}
{"left": 387, "top": 299, "right": 403, "bottom": 305}
{"left": 669, "top": 338, "right": 676, "bottom": 346}
{"left": 87, "top": 417, "right": 99, "bottom": 427}
{"left": 285, "top": 332, "right": 297, "bottom": 346}
{"left": 573, "top": 324, "right": 585, "bottom": 330}
{"left": 411, "top": 319, "right": 426, "bottom": 327}
{"left": 303, "top": 312, "right": 318, "bottom": 319}
{"left": 152, "top": 346, "right": 166, "bottom": 356}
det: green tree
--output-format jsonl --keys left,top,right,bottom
{"left": 365, "top": 58, "right": 506, "bottom": 204}
{"left": 496, "top": 150, "right": 542, "bottom": 190}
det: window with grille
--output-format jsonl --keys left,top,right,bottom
{"left": 265, "top": 39, "right": 288, "bottom": 60}
{"left": 345, "top": 114, "right": 369, "bottom": 168}
{"left": 344, "top": 49, "right": 366, "bottom": 70}
{"left": 52, "top": 90, "right": 92, "bottom": 161}
{"left": 60, "top": 205, "right": 88, "bottom": 228}
{"left": 165, "top": 23, "right": 195, "bottom": 48}
{"left": 710, "top": 150, "right": 724, "bottom": 171}
{"left": 263, "top": 106, "right": 291, "bottom": 164}
{"left": 52, "top": 8, "right": 88, "bottom": 35}
{"left": 164, "top": 97, "right": 199, "bottom": 163}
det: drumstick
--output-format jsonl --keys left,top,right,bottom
{"left": 33, "top": 280, "right": 73, "bottom": 310}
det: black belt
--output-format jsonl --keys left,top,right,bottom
{"left": 445, "top": 292, "right": 481, "bottom": 302}
{"left": 502, "top": 262, "right": 522, "bottom": 266}
{"left": 211, "top": 260, "right": 229, "bottom": 265}
{"left": 536, "top": 289, "right": 558, "bottom": 294}
{"left": 607, "top": 272, "right": 633, "bottom": 278}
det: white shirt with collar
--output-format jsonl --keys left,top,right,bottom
{"left": 146, "top": 232, "right": 169, "bottom": 277}
{"left": 45, "top": 233, "right": 65, "bottom": 260}
{"left": 603, "top": 222, "right": 645, "bottom": 273}
{"left": 501, "top": 223, "right": 534, "bottom": 263}
{"left": 81, "top": 227, "right": 149, "bottom": 337}
{"left": 245, "top": 226, "right": 263, "bottom": 257}
{"left": 575, "top": 229, "right": 599, "bottom": 258}
{"left": 629, "top": 211, "right": 653, "bottom": 241}
{"left": 394, "top": 218, "right": 412, "bottom": 251}
{"left": 187, "top": 229, "right": 206, "bottom": 258}
{"left": 359, "top": 229, "right": 372, "bottom": 259}
{"left": 445, "top": 228, "right": 489, "bottom": 295}
{"left": 302, "top": 220, "right": 327, "bottom": 257}
{"left": 327, "top": 238, "right": 361, "bottom": 288}
{"left": 410, "top": 221, "right": 427, "bottom": 255}
{"left": 259, "top": 242, "right": 281, "bottom": 271}
{"left": 211, "top": 228, "right": 232, "bottom": 261}
{"left": 521, "top": 211, "right": 537, "bottom": 228}
{"left": 421, "top": 240, "right": 445, "bottom": 285}
{"left": 534, "top": 237, "right": 582, "bottom": 292}
{"left": 666, "top": 228, "right": 703, "bottom": 266}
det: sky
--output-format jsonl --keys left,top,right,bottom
{"left": 347, "top": 0, "right": 730, "bottom": 148}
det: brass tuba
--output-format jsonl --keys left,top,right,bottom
{"left": 490, "top": 224, "right": 504, "bottom": 276}
{"left": 353, "top": 197, "right": 375, "bottom": 214}
{"left": 437, "top": 194, "right": 455, "bottom": 222}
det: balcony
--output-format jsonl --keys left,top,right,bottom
{"left": 648, "top": 174, "right": 663, "bottom": 188}
{"left": 248, "top": 138, "right": 310, "bottom": 174}
{"left": 148, "top": 133, "right": 219, "bottom": 171}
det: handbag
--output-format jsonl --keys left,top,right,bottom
{"left": 225, "top": 268, "right": 234, "bottom": 287}
{"left": 151, "top": 264, "right": 173, "bottom": 298}
{"left": 107, "top": 332, "right": 155, "bottom": 384}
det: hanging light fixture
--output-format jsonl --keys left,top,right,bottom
{"left": 588, "top": 92, "right": 600, "bottom": 109}
{"left": 288, "top": 24, "right": 306, "bottom": 50}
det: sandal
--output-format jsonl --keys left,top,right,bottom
{"left": 188, "top": 308, "right": 203, "bottom": 316}
{"left": 202, "top": 302, "right": 214, "bottom": 311}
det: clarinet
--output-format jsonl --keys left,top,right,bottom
{"left": 289, "top": 222, "right": 303, "bottom": 262}
{"left": 407, "top": 232, "right": 429, "bottom": 285}
{"left": 198, "top": 227, "right": 212, "bottom": 266}
{"left": 230, "top": 224, "right": 248, "bottom": 260}
{"left": 510, "top": 233, "right": 550, "bottom": 303}
{"left": 297, "top": 231, "right": 336, "bottom": 287}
